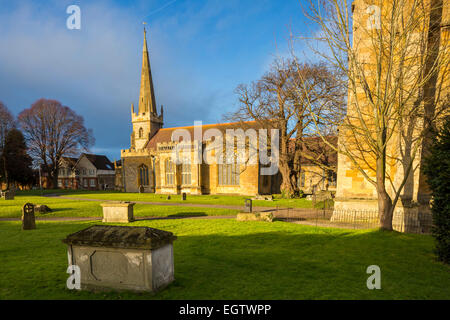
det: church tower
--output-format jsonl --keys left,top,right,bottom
{"left": 130, "top": 27, "right": 163, "bottom": 150}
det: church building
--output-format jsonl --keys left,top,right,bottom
{"left": 120, "top": 29, "right": 282, "bottom": 195}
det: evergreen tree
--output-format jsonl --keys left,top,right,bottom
{"left": 1, "top": 129, "right": 34, "bottom": 187}
{"left": 423, "top": 116, "right": 450, "bottom": 264}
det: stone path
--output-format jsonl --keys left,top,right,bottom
{"left": 43, "top": 193, "right": 291, "bottom": 212}
{"left": 0, "top": 215, "right": 237, "bottom": 222}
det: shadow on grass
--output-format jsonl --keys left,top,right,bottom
{"left": 0, "top": 220, "right": 446, "bottom": 300}
{"left": 167, "top": 212, "right": 207, "bottom": 218}
{"left": 135, "top": 212, "right": 209, "bottom": 221}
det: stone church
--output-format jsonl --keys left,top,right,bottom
{"left": 120, "top": 29, "right": 282, "bottom": 195}
{"left": 332, "top": 0, "right": 449, "bottom": 230}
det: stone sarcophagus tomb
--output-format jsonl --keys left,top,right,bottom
{"left": 101, "top": 201, "right": 135, "bottom": 223}
{"left": 62, "top": 225, "right": 177, "bottom": 293}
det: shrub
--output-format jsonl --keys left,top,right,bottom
{"left": 423, "top": 116, "right": 450, "bottom": 264}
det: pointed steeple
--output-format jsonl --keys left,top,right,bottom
{"left": 138, "top": 27, "right": 157, "bottom": 115}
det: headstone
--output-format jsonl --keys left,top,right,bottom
{"left": 34, "top": 204, "right": 52, "bottom": 214}
{"left": 182, "top": 192, "right": 186, "bottom": 201}
{"left": 244, "top": 199, "right": 252, "bottom": 213}
{"left": 101, "top": 202, "right": 135, "bottom": 223}
{"left": 62, "top": 225, "right": 177, "bottom": 292}
{"left": 139, "top": 185, "right": 144, "bottom": 193}
{"left": 166, "top": 195, "right": 171, "bottom": 200}
{"left": 22, "top": 203, "right": 36, "bottom": 230}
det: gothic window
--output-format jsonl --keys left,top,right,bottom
{"left": 139, "top": 164, "right": 149, "bottom": 186}
{"left": 218, "top": 162, "right": 239, "bottom": 186}
{"left": 300, "top": 171, "right": 306, "bottom": 188}
{"left": 139, "top": 127, "right": 143, "bottom": 138}
{"left": 165, "top": 159, "right": 174, "bottom": 186}
{"left": 181, "top": 158, "right": 191, "bottom": 185}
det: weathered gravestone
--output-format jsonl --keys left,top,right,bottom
{"left": 182, "top": 192, "right": 186, "bottom": 201}
{"left": 101, "top": 202, "right": 135, "bottom": 223}
{"left": 1, "top": 190, "right": 14, "bottom": 200}
{"left": 34, "top": 204, "right": 52, "bottom": 214}
{"left": 62, "top": 225, "right": 177, "bottom": 293}
{"left": 22, "top": 203, "right": 36, "bottom": 230}
{"left": 244, "top": 199, "right": 253, "bottom": 213}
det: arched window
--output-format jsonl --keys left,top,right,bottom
{"left": 181, "top": 157, "right": 191, "bottom": 185}
{"left": 218, "top": 162, "right": 239, "bottom": 186}
{"left": 138, "top": 128, "right": 144, "bottom": 138}
{"left": 165, "top": 159, "right": 174, "bottom": 185}
{"left": 139, "top": 164, "right": 149, "bottom": 186}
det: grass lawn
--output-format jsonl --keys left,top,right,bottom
{"left": 20, "top": 189, "right": 316, "bottom": 208}
{"left": 0, "top": 218, "right": 448, "bottom": 299}
{"left": 0, "top": 193, "right": 238, "bottom": 219}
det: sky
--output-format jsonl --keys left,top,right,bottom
{"left": 0, "top": 0, "right": 318, "bottom": 161}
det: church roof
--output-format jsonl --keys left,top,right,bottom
{"left": 145, "top": 120, "right": 264, "bottom": 150}
{"left": 145, "top": 120, "right": 337, "bottom": 167}
{"left": 146, "top": 121, "right": 337, "bottom": 166}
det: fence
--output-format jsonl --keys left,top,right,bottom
{"left": 273, "top": 207, "right": 433, "bottom": 234}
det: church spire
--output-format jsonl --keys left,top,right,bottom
{"left": 138, "top": 26, "right": 157, "bottom": 115}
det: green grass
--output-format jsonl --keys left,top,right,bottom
{"left": 0, "top": 219, "right": 448, "bottom": 299}
{"left": 23, "top": 190, "right": 315, "bottom": 208}
{"left": 0, "top": 194, "right": 238, "bottom": 218}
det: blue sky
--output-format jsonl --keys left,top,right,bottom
{"left": 0, "top": 0, "right": 318, "bottom": 161}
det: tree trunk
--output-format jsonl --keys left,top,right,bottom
{"left": 279, "top": 160, "right": 296, "bottom": 198}
{"left": 376, "top": 156, "right": 393, "bottom": 230}
{"left": 378, "top": 188, "right": 393, "bottom": 230}
{"left": 49, "top": 166, "right": 58, "bottom": 189}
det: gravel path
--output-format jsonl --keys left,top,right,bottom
{"left": 0, "top": 215, "right": 237, "bottom": 222}
{"left": 43, "top": 193, "right": 283, "bottom": 212}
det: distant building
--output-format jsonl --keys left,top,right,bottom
{"left": 56, "top": 157, "right": 79, "bottom": 189}
{"left": 76, "top": 154, "right": 115, "bottom": 190}
{"left": 43, "top": 153, "right": 115, "bottom": 190}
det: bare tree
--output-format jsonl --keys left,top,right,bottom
{"left": 301, "top": 0, "right": 449, "bottom": 229}
{"left": 228, "top": 58, "right": 344, "bottom": 197}
{"left": 0, "top": 101, "right": 15, "bottom": 188}
{"left": 18, "top": 98, "right": 95, "bottom": 188}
